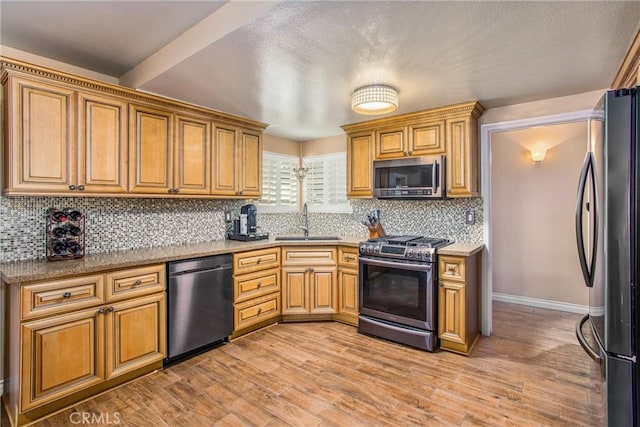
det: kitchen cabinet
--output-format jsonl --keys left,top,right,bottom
{"left": 174, "top": 114, "right": 211, "bottom": 195}
{"left": 335, "top": 246, "right": 359, "bottom": 326}
{"left": 341, "top": 101, "right": 483, "bottom": 198}
{"left": 346, "top": 132, "right": 374, "bottom": 197}
{"left": 281, "top": 247, "right": 337, "bottom": 320}
{"left": 78, "top": 91, "right": 128, "bottom": 193}
{"left": 128, "top": 103, "right": 174, "bottom": 194}
{"left": 232, "top": 248, "right": 281, "bottom": 337}
{"left": 1, "top": 57, "right": 267, "bottom": 198}
{"left": 438, "top": 253, "right": 480, "bottom": 355}
{"left": 4, "top": 264, "right": 166, "bottom": 426}
{"left": 4, "top": 76, "right": 127, "bottom": 195}
{"left": 4, "top": 75, "right": 76, "bottom": 194}
{"left": 212, "top": 126, "right": 262, "bottom": 198}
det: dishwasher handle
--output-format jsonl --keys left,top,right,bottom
{"left": 168, "top": 254, "right": 233, "bottom": 276}
{"left": 169, "top": 264, "right": 231, "bottom": 277}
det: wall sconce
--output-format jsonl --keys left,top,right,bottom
{"left": 530, "top": 145, "right": 547, "bottom": 163}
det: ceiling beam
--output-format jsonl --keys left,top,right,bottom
{"left": 119, "top": 0, "right": 282, "bottom": 88}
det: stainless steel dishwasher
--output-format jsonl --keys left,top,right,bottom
{"left": 165, "top": 254, "right": 233, "bottom": 364}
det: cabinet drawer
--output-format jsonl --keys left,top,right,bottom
{"left": 338, "top": 247, "right": 358, "bottom": 268}
{"left": 234, "top": 267, "right": 280, "bottom": 304}
{"left": 21, "top": 275, "right": 105, "bottom": 320}
{"left": 439, "top": 256, "right": 466, "bottom": 282}
{"left": 233, "top": 248, "right": 280, "bottom": 274}
{"left": 105, "top": 264, "right": 166, "bottom": 302}
{"left": 282, "top": 247, "right": 336, "bottom": 266}
{"left": 234, "top": 293, "right": 280, "bottom": 331}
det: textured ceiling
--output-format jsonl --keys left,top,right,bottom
{"left": 1, "top": 1, "right": 639, "bottom": 141}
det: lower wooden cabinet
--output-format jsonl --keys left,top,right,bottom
{"left": 281, "top": 247, "right": 338, "bottom": 320}
{"left": 335, "top": 246, "right": 359, "bottom": 325}
{"left": 4, "top": 265, "right": 166, "bottom": 427}
{"left": 232, "top": 250, "right": 281, "bottom": 337}
{"left": 438, "top": 253, "right": 480, "bottom": 354}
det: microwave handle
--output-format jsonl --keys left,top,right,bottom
{"left": 433, "top": 160, "right": 439, "bottom": 192}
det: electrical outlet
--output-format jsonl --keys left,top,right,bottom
{"left": 224, "top": 210, "right": 232, "bottom": 223}
{"left": 465, "top": 210, "right": 475, "bottom": 225}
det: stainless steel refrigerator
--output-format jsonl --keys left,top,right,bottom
{"left": 576, "top": 87, "right": 639, "bottom": 426}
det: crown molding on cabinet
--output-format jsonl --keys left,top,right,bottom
{"left": 612, "top": 27, "right": 640, "bottom": 89}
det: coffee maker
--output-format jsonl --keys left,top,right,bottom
{"left": 239, "top": 204, "right": 257, "bottom": 235}
{"left": 228, "top": 204, "right": 268, "bottom": 241}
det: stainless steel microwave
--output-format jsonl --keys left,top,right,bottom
{"left": 373, "top": 155, "right": 445, "bottom": 199}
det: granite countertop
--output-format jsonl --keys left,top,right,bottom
{"left": 0, "top": 236, "right": 363, "bottom": 285}
{"left": 0, "top": 237, "right": 484, "bottom": 285}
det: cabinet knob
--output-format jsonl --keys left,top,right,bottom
{"left": 407, "top": 151, "right": 413, "bottom": 156}
{"left": 107, "top": 306, "right": 114, "bottom": 312}
{"left": 62, "top": 291, "right": 72, "bottom": 299}
{"left": 257, "top": 307, "right": 262, "bottom": 315}
{"left": 238, "top": 190, "right": 244, "bottom": 195}
{"left": 133, "top": 279, "right": 142, "bottom": 286}
{"left": 68, "top": 185, "right": 76, "bottom": 190}
{"left": 98, "top": 307, "right": 106, "bottom": 314}
{"left": 174, "top": 188, "right": 180, "bottom": 193}
{"left": 77, "top": 185, "right": 85, "bottom": 191}
{"left": 403, "top": 151, "right": 408, "bottom": 156}
{"left": 256, "top": 282, "right": 262, "bottom": 288}
{"left": 256, "top": 258, "right": 262, "bottom": 264}
{"left": 448, "top": 266, "right": 456, "bottom": 272}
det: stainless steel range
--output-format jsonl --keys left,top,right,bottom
{"left": 358, "top": 235, "right": 452, "bottom": 351}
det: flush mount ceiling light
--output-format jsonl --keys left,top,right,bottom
{"left": 351, "top": 84, "right": 398, "bottom": 115}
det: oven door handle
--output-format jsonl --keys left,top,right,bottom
{"left": 360, "top": 256, "right": 433, "bottom": 272}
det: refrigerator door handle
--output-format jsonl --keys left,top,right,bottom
{"left": 575, "top": 314, "right": 603, "bottom": 364}
{"left": 575, "top": 152, "right": 595, "bottom": 287}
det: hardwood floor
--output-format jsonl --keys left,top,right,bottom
{"left": 5, "top": 301, "right": 605, "bottom": 426}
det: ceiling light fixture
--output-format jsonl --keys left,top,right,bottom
{"left": 351, "top": 84, "right": 398, "bottom": 115}
{"left": 530, "top": 147, "right": 547, "bottom": 163}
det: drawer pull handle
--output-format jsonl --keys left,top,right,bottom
{"left": 256, "top": 258, "right": 262, "bottom": 264}
{"left": 62, "top": 292, "right": 72, "bottom": 299}
{"left": 257, "top": 307, "right": 262, "bottom": 315}
{"left": 448, "top": 266, "right": 456, "bottom": 272}
{"left": 257, "top": 282, "right": 262, "bottom": 288}
{"left": 133, "top": 279, "right": 142, "bottom": 286}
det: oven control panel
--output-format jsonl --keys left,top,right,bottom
{"left": 359, "top": 242, "right": 435, "bottom": 262}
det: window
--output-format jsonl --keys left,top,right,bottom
{"left": 303, "top": 152, "right": 351, "bottom": 213}
{"left": 258, "top": 152, "right": 299, "bottom": 212}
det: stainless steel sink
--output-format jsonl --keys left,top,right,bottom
{"left": 275, "top": 236, "right": 342, "bottom": 241}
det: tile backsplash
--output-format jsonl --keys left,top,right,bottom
{"left": 0, "top": 196, "right": 483, "bottom": 263}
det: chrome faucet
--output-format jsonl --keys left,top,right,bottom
{"left": 300, "top": 203, "right": 309, "bottom": 237}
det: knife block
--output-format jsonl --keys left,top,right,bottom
{"left": 368, "top": 222, "right": 386, "bottom": 239}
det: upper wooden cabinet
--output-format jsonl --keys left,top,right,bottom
{"left": 4, "top": 76, "right": 77, "bottom": 193}
{"left": 1, "top": 57, "right": 267, "bottom": 198}
{"left": 212, "top": 126, "right": 262, "bottom": 197}
{"left": 342, "top": 101, "right": 483, "bottom": 198}
{"left": 78, "top": 92, "right": 128, "bottom": 193}
{"left": 346, "top": 132, "right": 374, "bottom": 198}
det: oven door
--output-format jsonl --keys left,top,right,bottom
{"left": 359, "top": 256, "right": 435, "bottom": 331}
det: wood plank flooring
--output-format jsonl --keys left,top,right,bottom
{"left": 4, "top": 301, "right": 606, "bottom": 426}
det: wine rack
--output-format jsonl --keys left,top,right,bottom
{"left": 46, "top": 208, "right": 86, "bottom": 261}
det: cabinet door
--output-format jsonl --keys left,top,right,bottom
{"left": 77, "top": 92, "right": 128, "bottom": 193}
{"left": 309, "top": 267, "right": 337, "bottom": 314}
{"left": 337, "top": 267, "right": 358, "bottom": 317}
{"left": 375, "top": 127, "right": 407, "bottom": 159}
{"left": 239, "top": 130, "right": 262, "bottom": 197}
{"left": 347, "top": 132, "right": 373, "bottom": 197}
{"left": 129, "top": 104, "right": 174, "bottom": 194}
{"left": 445, "top": 116, "right": 478, "bottom": 197}
{"left": 21, "top": 308, "right": 105, "bottom": 410}
{"left": 282, "top": 268, "right": 309, "bottom": 314}
{"left": 409, "top": 119, "right": 445, "bottom": 156}
{"left": 7, "top": 76, "right": 76, "bottom": 193}
{"left": 438, "top": 280, "right": 466, "bottom": 345}
{"left": 174, "top": 114, "right": 211, "bottom": 195}
{"left": 105, "top": 293, "right": 166, "bottom": 379}
{"left": 212, "top": 125, "right": 238, "bottom": 196}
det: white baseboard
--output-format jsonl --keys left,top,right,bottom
{"left": 492, "top": 292, "right": 588, "bottom": 314}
